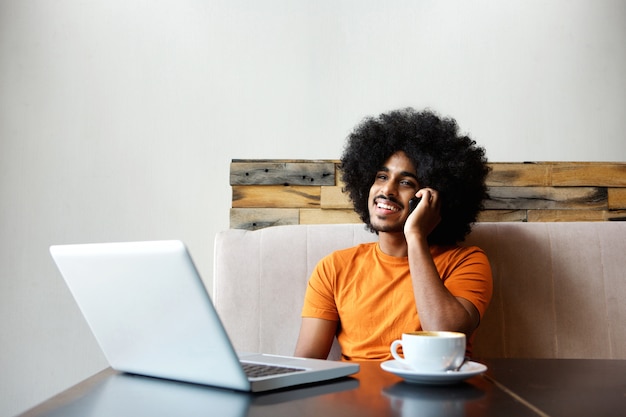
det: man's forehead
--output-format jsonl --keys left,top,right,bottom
{"left": 378, "top": 152, "right": 417, "bottom": 178}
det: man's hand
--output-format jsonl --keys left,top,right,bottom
{"left": 404, "top": 187, "right": 441, "bottom": 239}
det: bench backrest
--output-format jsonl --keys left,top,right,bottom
{"left": 213, "top": 222, "right": 626, "bottom": 359}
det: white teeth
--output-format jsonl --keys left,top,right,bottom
{"left": 377, "top": 202, "right": 398, "bottom": 212}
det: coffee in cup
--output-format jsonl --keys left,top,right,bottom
{"left": 390, "top": 331, "right": 466, "bottom": 372}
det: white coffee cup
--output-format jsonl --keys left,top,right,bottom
{"left": 390, "top": 331, "right": 466, "bottom": 372}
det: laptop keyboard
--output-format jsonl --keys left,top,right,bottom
{"left": 241, "top": 362, "right": 305, "bottom": 378}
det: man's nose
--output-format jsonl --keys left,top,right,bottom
{"left": 381, "top": 181, "right": 398, "bottom": 197}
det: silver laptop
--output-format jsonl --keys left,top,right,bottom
{"left": 49, "top": 240, "right": 358, "bottom": 392}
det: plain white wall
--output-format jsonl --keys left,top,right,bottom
{"left": 1, "top": 0, "right": 625, "bottom": 415}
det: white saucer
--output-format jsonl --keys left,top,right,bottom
{"left": 380, "top": 360, "right": 487, "bottom": 385}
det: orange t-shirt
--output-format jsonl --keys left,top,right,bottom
{"left": 301, "top": 242, "right": 492, "bottom": 361}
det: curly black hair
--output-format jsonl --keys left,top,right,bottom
{"left": 340, "top": 108, "right": 490, "bottom": 245}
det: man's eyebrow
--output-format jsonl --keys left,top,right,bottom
{"left": 377, "top": 166, "right": 418, "bottom": 180}
{"left": 401, "top": 171, "right": 418, "bottom": 180}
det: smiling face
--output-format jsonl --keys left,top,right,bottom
{"left": 368, "top": 151, "right": 419, "bottom": 233}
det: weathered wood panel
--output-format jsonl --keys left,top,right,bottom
{"left": 608, "top": 188, "right": 626, "bottom": 209}
{"left": 299, "top": 209, "right": 361, "bottom": 225}
{"left": 527, "top": 210, "right": 626, "bottom": 222}
{"left": 229, "top": 160, "right": 626, "bottom": 229}
{"left": 477, "top": 210, "right": 528, "bottom": 222}
{"left": 608, "top": 211, "right": 626, "bottom": 221}
{"left": 320, "top": 186, "right": 351, "bottom": 209}
{"left": 487, "top": 163, "right": 551, "bottom": 187}
{"left": 231, "top": 161, "right": 335, "bottom": 186}
{"left": 488, "top": 163, "right": 626, "bottom": 187}
{"left": 230, "top": 208, "right": 299, "bottom": 230}
{"left": 485, "top": 187, "right": 607, "bottom": 210}
{"left": 550, "top": 164, "right": 626, "bottom": 187}
{"left": 232, "top": 185, "right": 321, "bottom": 208}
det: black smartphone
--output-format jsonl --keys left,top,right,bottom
{"left": 408, "top": 197, "right": 421, "bottom": 214}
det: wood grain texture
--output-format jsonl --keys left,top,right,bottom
{"left": 550, "top": 163, "right": 626, "bottom": 186}
{"left": 232, "top": 185, "right": 321, "bottom": 208}
{"left": 488, "top": 163, "right": 626, "bottom": 187}
{"left": 230, "top": 208, "right": 299, "bottom": 230}
{"left": 231, "top": 161, "right": 335, "bottom": 185}
{"left": 229, "top": 160, "right": 626, "bottom": 229}
{"left": 320, "top": 186, "right": 351, "bottom": 209}
{"left": 487, "top": 163, "right": 551, "bottom": 187}
{"left": 299, "top": 209, "right": 361, "bottom": 225}
{"left": 485, "top": 187, "right": 607, "bottom": 210}
{"left": 477, "top": 210, "right": 528, "bottom": 222}
{"left": 527, "top": 210, "right": 626, "bottom": 222}
{"left": 608, "top": 188, "right": 626, "bottom": 209}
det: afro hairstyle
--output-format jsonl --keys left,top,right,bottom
{"left": 339, "top": 107, "right": 490, "bottom": 245}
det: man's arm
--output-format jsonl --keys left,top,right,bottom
{"left": 294, "top": 317, "right": 338, "bottom": 359}
{"left": 405, "top": 188, "right": 480, "bottom": 335}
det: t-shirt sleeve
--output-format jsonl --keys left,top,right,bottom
{"left": 442, "top": 247, "right": 493, "bottom": 320}
{"left": 301, "top": 255, "right": 340, "bottom": 321}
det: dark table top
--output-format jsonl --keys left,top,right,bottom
{"left": 18, "top": 358, "right": 626, "bottom": 417}
{"left": 482, "top": 358, "right": 626, "bottom": 417}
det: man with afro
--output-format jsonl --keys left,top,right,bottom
{"left": 294, "top": 108, "right": 493, "bottom": 361}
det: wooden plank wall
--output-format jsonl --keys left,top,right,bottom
{"left": 230, "top": 160, "right": 626, "bottom": 230}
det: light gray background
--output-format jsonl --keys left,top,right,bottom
{"left": 1, "top": 1, "right": 625, "bottom": 415}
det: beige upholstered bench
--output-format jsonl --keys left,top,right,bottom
{"left": 213, "top": 222, "right": 626, "bottom": 360}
